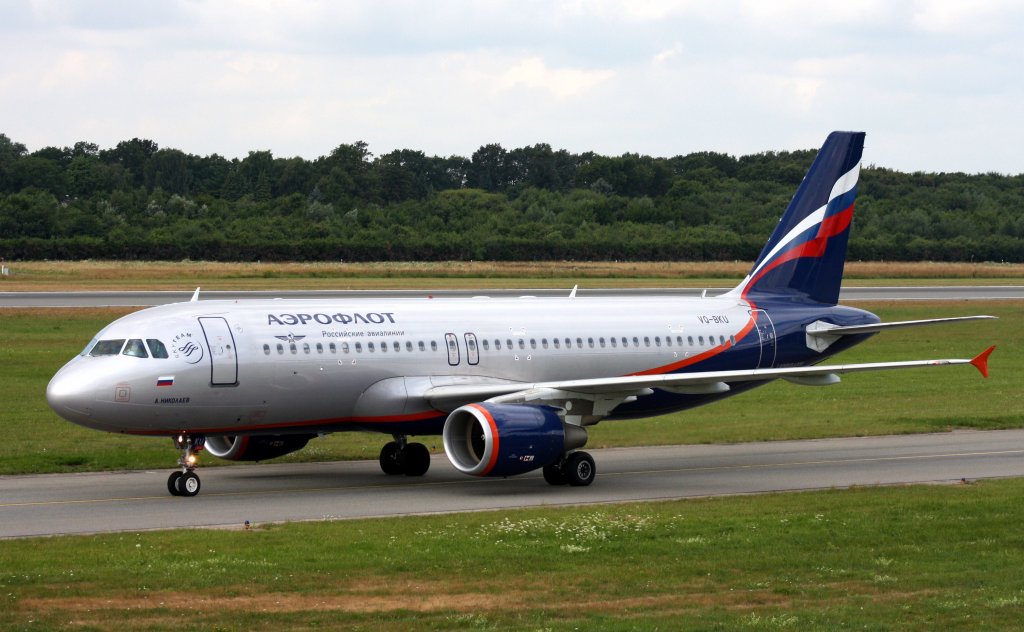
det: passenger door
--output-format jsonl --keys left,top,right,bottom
{"left": 198, "top": 317, "right": 239, "bottom": 386}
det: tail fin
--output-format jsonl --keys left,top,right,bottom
{"left": 728, "top": 131, "right": 865, "bottom": 305}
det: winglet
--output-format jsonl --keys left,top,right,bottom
{"left": 970, "top": 345, "right": 995, "bottom": 378}
{"left": 190, "top": 287, "right": 201, "bottom": 302}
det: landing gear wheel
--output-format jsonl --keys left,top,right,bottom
{"left": 379, "top": 441, "right": 404, "bottom": 475}
{"left": 167, "top": 471, "right": 184, "bottom": 496}
{"left": 402, "top": 442, "right": 431, "bottom": 477}
{"left": 543, "top": 461, "right": 569, "bottom": 486}
{"left": 565, "top": 451, "right": 596, "bottom": 487}
{"left": 178, "top": 471, "right": 201, "bottom": 497}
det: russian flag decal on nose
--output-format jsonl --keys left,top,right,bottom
{"left": 157, "top": 376, "right": 175, "bottom": 387}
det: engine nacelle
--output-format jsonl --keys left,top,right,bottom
{"left": 204, "top": 434, "right": 313, "bottom": 461}
{"left": 443, "top": 403, "right": 588, "bottom": 477}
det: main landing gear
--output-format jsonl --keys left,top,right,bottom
{"left": 167, "top": 434, "right": 205, "bottom": 497}
{"left": 379, "top": 435, "right": 431, "bottom": 477}
{"left": 542, "top": 451, "right": 596, "bottom": 487}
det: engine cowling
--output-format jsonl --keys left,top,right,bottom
{"left": 204, "top": 434, "right": 313, "bottom": 461}
{"left": 443, "top": 403, "right": 588, "bottom": 477}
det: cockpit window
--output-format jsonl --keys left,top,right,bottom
{"left": 147, "top": 339, "right": 169, "bottom": 358}
{"left": 123, "top": 339, "right": 149, "bottom": 358}
{"left": 89, "top": 339, "right": 126, "bottom": 356}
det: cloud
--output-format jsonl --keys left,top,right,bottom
{"left": 493, "top": 57, "right": 615, "bottom": 100}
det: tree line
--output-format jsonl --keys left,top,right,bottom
{"left": 1, "top": 133, "right": 1022, "bottom": 262}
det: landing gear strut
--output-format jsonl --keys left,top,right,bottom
{"left": 543, "top": 451, "right": 596, "bottom": 487}
{"left": 168, "top": 434, "right": 205, "bottom": 497}
{"left": 378, "top": 435, "right": 431, "bottom": 477}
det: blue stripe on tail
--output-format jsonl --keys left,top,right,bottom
{"left": 730, "top": 131, "right": 865, "bottom": 305}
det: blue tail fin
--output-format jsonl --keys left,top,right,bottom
{"left": 729, "top": 131, "right": 865, "bottom": 305}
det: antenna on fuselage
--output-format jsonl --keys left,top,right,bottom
{"left": 190, "top": 287, "right": 200, "bottom": 302}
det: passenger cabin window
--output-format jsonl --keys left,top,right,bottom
{"left": 342, "top": 342, "right": 350, "bottom": 353}
{"left": 330, "top": 342, "right": 337, "bottom": 353}
{"left": 418, "top": 341, "right": 425, "bottom": 351}
{"left": 147, "top": 339, "right": 169, "bottom": 358}
{"left": 406, "top": 341, "right": 413, "bottom": 352}
{"left": 277, "top": 343, "right": 284, "bottom": 354}
{"left": 482, "top": 339, "right": 490, "bottom": 351}
{"left": 355, "top": 342, "right": 363, "bottom": 353}
{"left": 430, "top": 341, "right": 437, "bottom": 351}
{"left": 588, "top": 337, "right": 594, "bottom": 348}
{"left": 380, "top": 342, "right": 387, "bottom": 353}
{"left": 90, "top": 339, "right": 126, "bottom": 356}
{"left": 369, "top": 342, "right": 376, "bottom": 352}
{"left": 290, "top": 343, "right": 297, "bottom": 354}
{"left": 316, "top": 343, "right": 324, "bottom": 354}
{"left": 123, "top": 339, "right": 148, "bottom": 358}
{"left": 263, "top": 344, "right": 271, "bottom": 355}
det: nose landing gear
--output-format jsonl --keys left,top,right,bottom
{"left": 168, "top": 434, "right": 205, "bottom": 497}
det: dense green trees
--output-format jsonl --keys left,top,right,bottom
{"left": 0, "top": 132, "right": 1021, "bottom": 261}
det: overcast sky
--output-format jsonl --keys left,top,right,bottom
{"left": 2, "top": 0, "right": 1022, "bottom": 173}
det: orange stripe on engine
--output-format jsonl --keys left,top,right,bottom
{"left": 467, "top": 403, "right": 501, "bottom": 476}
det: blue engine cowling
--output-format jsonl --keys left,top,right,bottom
{"left": 443, "top": 403, "right": 588, "bottom": 477}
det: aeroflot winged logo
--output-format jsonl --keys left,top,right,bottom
{"left": 267, "top": 312, "right": 397, "bottom": 326}
{"left": 172, "top": 332, "right": 204, "bottom": 364}
{"left": 275, "top": 333, "right": 306, "bottom": 343}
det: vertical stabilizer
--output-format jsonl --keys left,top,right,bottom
{"left": 728, "top": 131, "right": 865, "bottom": 305}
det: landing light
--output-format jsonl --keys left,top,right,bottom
{"left": 187, "top": 455, "right": 197, "bottom": 466}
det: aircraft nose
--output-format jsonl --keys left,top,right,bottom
{"left": 46, "top": 361, "right": 95, "bottom": 425}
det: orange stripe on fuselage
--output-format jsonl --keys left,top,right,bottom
{"left": 124, "top": 409, "right": 445, "bottom": 437}
{"left": 629, "top": 310, "right": 757, "bottom": 376}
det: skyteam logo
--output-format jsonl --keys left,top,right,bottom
{"left": 172, "top": 332, "right": 204, "bottom": 365}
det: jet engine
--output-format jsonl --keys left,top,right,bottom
{"left": 443, "top": 403, "right": 588, "bottom": 477}
{"left": 204, "top": 434, "right": 314, "bottom": 461}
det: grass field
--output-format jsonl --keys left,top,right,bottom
{"left": 2, "top": 259, "right": 1024, "bottom": 290}
{"left": 3, "top": 479, "right": 1024, "bottom": 630}
{"left": 0, "top": 300, "right": 1019, "bottom": 475}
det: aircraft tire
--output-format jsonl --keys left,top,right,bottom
{"left": 379, "top": 441, "right": 405, "bottom": 475}
{"left": 566, "top": 452, "right": 596, "bottom": 487}
{"left": 402, "top": 442, "right": 431, "bottom": 477}
{"left": 178, "top": 472, "right": 201, "bottom": 497}
{"left": 542, "top": 461, "right": 569, "bottom": 485}
{"left": 167, "top": 471, "right": 183, "bottom": 496}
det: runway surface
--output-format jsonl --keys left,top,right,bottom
{"left": 2, "top": 285, "right": 1023, "bottom": 307}
{"left": 3, "top": 429, "right": 1023, "bottom": 538}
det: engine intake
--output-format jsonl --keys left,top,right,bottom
{"left": 443, "top": 403, "right": 587, "bottom": 477}
{"left": 204, "top": 434, "right": 313, "bottom": 461}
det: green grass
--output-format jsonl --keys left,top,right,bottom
{"left": 3, "top": 479, "right": 1024, "bottom": 629}
{"left": 0, "top": 301, "right": 1019, "bottom": 475}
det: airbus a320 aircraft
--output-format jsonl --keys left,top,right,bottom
{"left": 47, "top": 132, "right": 996, "bottom": 497}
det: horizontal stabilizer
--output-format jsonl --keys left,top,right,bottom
{"left": 806, "top": 315, "right": 997, "bottom": 352}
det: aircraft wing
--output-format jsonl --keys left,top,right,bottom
{"left": 424, "top": 346, "right": 995, "bottom": 421}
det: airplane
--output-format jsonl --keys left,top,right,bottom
{"left": 46, "top": 131, "right": 996, "bottom": 497}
